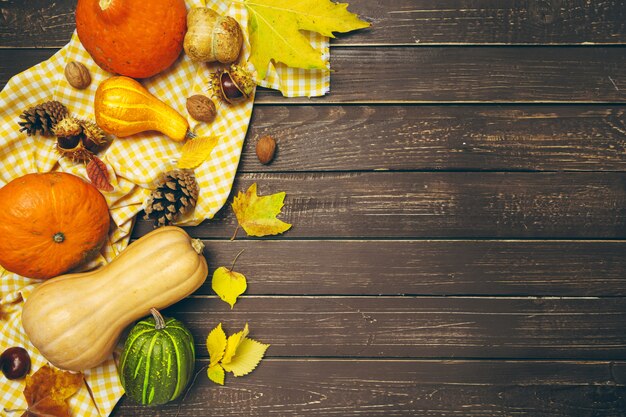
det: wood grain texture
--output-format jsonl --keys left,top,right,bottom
{"left": 112, "top": 360, "right": 626, "bottom": 417}
{"left": 133, "top": 172, "right": 626, "bottom": 239}
{"left": 2, "top": 47, "right": 626, "bottom": 103}
{"left": 193, "top": 240, "right": 626, "bottom": 296}
{"left": 243, "top": 105, "right": 626, "bottom": 172}
{"left": 2, "top": 0, "right": 626, "bottom": 47}
{"left": 165, "top": 296, "right": 626, "bottom": 359}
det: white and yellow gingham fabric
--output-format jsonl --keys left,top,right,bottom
{"left": 0, "top": 0, "right": 329, "bottom": 415}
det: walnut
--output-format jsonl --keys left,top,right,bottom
{"left": 64, "top": 61, "right": 91, "bottom": 90}
{"left": 186, "top": 94, "right": 217, "bottom": 123}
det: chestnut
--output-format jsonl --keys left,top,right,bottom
{"left": 1, "top": 346, "right": 31, "bottom": 380}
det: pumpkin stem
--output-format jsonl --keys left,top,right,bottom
{"left": 150, "top": 308, "right": 166, "bottom": 330}
{"left": 53, "top": 232, "right": 65, "bottom": 243}
{"left": 99, "top": 0, "right": 113, "bottom": 10}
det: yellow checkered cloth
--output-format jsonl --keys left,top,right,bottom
{"left": 0, "top": 0, "right": 329, "bottom": 415}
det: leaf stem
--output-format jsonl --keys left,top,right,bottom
{"left": 3, "top": 408, "right": 27, "bottom": 414}
{"left": 229, "top": 249, "right": 245, "bottom": 272}
{"left": 83, "top": 376, "right": 102, "bottom": 417}
{"left": 230, "top": 225, "right": 240, "bottom": 241}
{"left": 174, "top": 363, "right": 209, "bottom": 417}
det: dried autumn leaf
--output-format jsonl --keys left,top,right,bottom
{"left": 221, "top": 337, "right": 269, "bottom": 377}
{"left": 212, "top": 267, "right": 247, "bottom": 309}
{"left": 21, "top": 364, "right": 83, "bottom": 417}
{"left": 178, "top": 136, "right": 219, "bottom": 169}
{"left": 231, "top": 183, "right": 291, "bottom": 237}
{"left": 86, "top": 155, "right": 113, "bottom": 192}
{"left": 206, "top": 323, "right": 228, "bottom": 367}
{"left": 243, "top": 0, "right": 370, "bottom": 79}
{"left": 207, "top": 364, "right": 225, "bottom": 385}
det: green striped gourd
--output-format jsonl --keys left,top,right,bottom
{"left": 118, "top": 308, "right": 195, "bottom": 405}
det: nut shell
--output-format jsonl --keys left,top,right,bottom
{"left": 256, "top": 135, "right": 276, "bottom": 165}
{"left": 186, "top": 95, "right": 217, "bottom": 123}
{"left": 64, "top": 61, "right": 91, "bottom": 90}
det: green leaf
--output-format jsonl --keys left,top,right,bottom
{"left": 242, "top": 0, "right": 370, "bottom": 79}
{"left": 221, "top": 337, "right": 270, "bottom": 377}
{"left": 212, "top": 267, "right": 247, "bottom": 309}
{"left": 206, "top": 323, "right": 228, "bottom": 366}
{"left": 207, "top": 364, "right": 225, "bottom": 385}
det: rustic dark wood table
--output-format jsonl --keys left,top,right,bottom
{"left": 3, "top": 1, "right": 626, "bottom": 415}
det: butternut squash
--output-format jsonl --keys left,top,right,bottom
{"left": 21, "top": 226, "right": 208, "bottom": 371}
{"left": 94, "top": 76, "right": 189, "bottom": 141}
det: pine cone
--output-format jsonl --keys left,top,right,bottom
{"left": 144, "top": 170, "right": 199, "bottom": 227}
{"left": 18, "top": 101, "right": 68, "bottom": 136}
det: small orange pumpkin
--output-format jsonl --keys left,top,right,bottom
{"left": 0, "top": 172, "right": 110, "bottom": 280}
{"left": 75, "top": 0, "right": 187, "bottom": 78}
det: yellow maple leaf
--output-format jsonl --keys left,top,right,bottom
{"left": 22, "top": 364, "right": 83, "bottom": 417}
{"left": 221, "top": 337, "right": 269, "bottom": 377}
{"left": 177, "top": 136, "right": 219, "bottom": 169}
{"left": 221, "top": 323, "right": 250, "bottom": 365}
{"left": 206, "top": 323, "right": 227, "bottom": 366}
{"left": 242, "top": 0, "right": 370, "bottom": 79}
{"left": 231, "top": 183, "right": 292, "bottom": 238}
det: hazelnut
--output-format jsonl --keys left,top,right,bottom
{"left": 186, "top": 95, "right": 217, "bottom": 123}
{"left": 256, "top": 135, "right": 276, "bottom": 165}
{"left": 64, "top": 61, "right": 91, "bottom": 90}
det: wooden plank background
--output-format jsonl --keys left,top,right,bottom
{"left": 1, "top": 0, "right": 625, "bottom": 415}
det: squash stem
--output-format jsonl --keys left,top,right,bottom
{"left": 150, "top": 308, "right": 166, "bottom": 330}
{"left": 191, "top": 239, "right": 205, "bottom": 255}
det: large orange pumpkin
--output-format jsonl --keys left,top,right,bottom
{"left": 0, "top": 172, "right": 110, "bottom": 280}
{"left": 75, "top": 0, "right": 187, "bottom": 78}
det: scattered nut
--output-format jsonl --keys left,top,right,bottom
{"left": 64, "top": 61, "right": 91, "bottom": 90}
{"left": 1, "top": 346, "right": 31, "bottom": 380}
{"left": 256, "top": 135, "right": 276, "bottom": 165}
{"left": 186, "top": 94, "right": 217, "bottom": 123}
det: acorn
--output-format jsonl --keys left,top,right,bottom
{"left": 209, "top": 65, "right": 255, "bottom": 105}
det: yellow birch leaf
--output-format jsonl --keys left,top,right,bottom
{"left": 207, "top": 364, "right": 225, "bottom": 385}
{"left": 206, "top": 323, "right": 228, "bottom": 366}
{"left": 231, "top": 183, "right": 292, "bottom": 237}
{"left": 221, "top": 337, "right": 270, "bottom": 377}
{"left": 212, "top": 266, "right": 247, "bottom": 309}
{"left": 221, "top": 323, "right": 249, "bottom": 365}
{"left": 177, "top": 136, "right": 219, "bottom": 169}
{"left": 243, "top": 0, "right": 370, "bottom": 79}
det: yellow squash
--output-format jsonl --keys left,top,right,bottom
{"left": 95, "top": 76, "right": 189, "bottom": 141}
{"left": 22, "top": 226, "right": 208, "bottom": 371}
